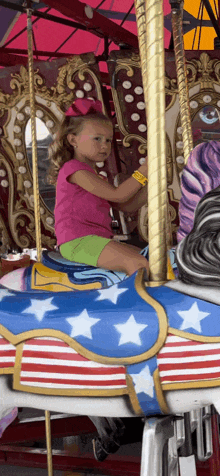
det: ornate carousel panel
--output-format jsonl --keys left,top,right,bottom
{"left": 0, "top": 53, "right": 120, "bottom": 254}
{"left": 1, "top": 50, "right": 220, "bottom": 252}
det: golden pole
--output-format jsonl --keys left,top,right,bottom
{"left": 134, "top": 0, "right": 147, "bottom": 83}
{"left": 171, "top": 2, "right": 193, "bottom": 163}
{"left": 27, "top": 7, "right": 52, "bottom": 475}
{"left": 45, "top": 410, "right": 53, "bottom": 476}
{"left": 27, "top": 8, "right": 42, "bottom": 262}
{"left": 135, "top": 0, "right": 167, "bottom": 283}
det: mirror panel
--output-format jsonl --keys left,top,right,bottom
{"left": 192, "top": 106, "right": 220, "bottom": 145}
{"left": 25, "top": 118, "right": 55, "bottom": 212}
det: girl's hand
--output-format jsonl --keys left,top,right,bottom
{"left": 138, "top": 159, "right": 148, "bottom": 177}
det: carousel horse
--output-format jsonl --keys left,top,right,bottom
{"left": 177, "top": 140, "right": 220, "bottom": 242}
{"left": 1, "top": 142, "right": 220, "bottom": 473}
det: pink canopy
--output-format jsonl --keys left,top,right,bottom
{"left": 0, "top": 0, "right": 218, "bottom": 67}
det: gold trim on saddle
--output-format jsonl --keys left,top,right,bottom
{"left": 162, "top": 379, "right": 220, "bottom": 392}
{"left": 134, "top": 269, "right": 168, "bottom": 359}
{"left": 126, "top": 374, "right": 144, "bottom": 415}
{"left": 169, "top": 327, "right": 220, "bottom": 343}
{"left": 31, "top": 262, "right": 102, "bottom": 292}
{"left": 153, "top": 369, "right": 170, "bottom": 414}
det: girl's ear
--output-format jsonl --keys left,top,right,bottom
{"left": 67, "top": 133, "right": 76, "bottom": 147}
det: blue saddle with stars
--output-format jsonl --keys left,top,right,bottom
{"left": 0, "top": 270, "right": 220, "bottom": 360}
{"left": 0, "top": 269, "right": 220, "bottom": 417}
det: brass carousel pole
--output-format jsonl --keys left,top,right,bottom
{"left": 170, "top": 0, "right": 193, "bottom": 163}
{"left": 27, "top": 6, "right": 53, "bottom": 476}
{"left": 135, "top": 0, "right": 167, "bottom": 283}
{"left": 45, "top": 409, "right": 53, "bottom": 476}
{"left": 27, "top": 6, "right": 42, "bottom": 262}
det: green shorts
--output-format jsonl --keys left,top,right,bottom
{"left": 59, "top": 235, "right": 111, "bottom": 267}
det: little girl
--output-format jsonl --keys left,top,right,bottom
{"left": 48, "top": 98, "right": 149, "bottom": 276}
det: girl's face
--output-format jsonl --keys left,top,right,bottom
{"left": 67, "top": 120, "right": 113, "bottom": 165}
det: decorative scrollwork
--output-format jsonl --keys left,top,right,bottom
{"left": 0, "top": 67, "right": 50, "bottom": 116}
{"left": 188, "top": 53, "right": 220, "bottom": 90}
{"left": 114, "top": 52, "right": 140, "bottom": 77}
{"left": 165, "top": 76, "right": 178, "bottom": 111}
{"left": 122, "top": 133, "right": 147, "bottom": 149}
{"left": 51, "top": 54, "right": 105, "bottom": 111}
{"left": 10, "top": 65, "right": 46, "bottom": 95}
{"left": 0, "top": 54, "right": 103, "bottom": 119}
{"left": 55, "top": 56, "right": 87, "bottom": 94}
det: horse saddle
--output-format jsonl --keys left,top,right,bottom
{"left": 26, "top": 247, "right": 177, "bottom": 293}
{"left": 25, "top": 250, "right": 127, "bottom": 292}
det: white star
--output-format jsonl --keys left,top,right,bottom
{"left": 130, "top": 365, "right": 154, "bottom": 398}
{"left": 66, "top": 309, "right": 100, "bottom": 339}
{"left": 95, "top": 285, "right": 128, "bottom": 304}
{"left": 22, "top": 297, "right": 59, "bottom": 322}
{"left": 177, "top": 301, "right": 210, "bottom": 333}
{"left": 114, "top": 314, "right": 148, "bottom": 346}
{"left": 0, "top": 288, "right": 14, "bottom": 301}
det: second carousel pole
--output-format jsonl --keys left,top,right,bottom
{"left": 135, "top": 0, "right": 167, "bottom": 283}
{"left": 27, "top": 7, "right": 53, "bottom": 476}
{"left": 27, "top": 7, "right": 42, "bottom": 262}
{"left": 170, "top": 0, "right": 193, "bottom": 163}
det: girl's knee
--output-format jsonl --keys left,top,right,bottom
{"left": 137, "top": 256, "right": 148, "bottom": 267}
{"left": 126, "top": 255, "right": 149, "bottom": 276}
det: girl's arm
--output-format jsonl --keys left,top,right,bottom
{"left": 112, "top": 185, "right": 148, "bottom": 213}
{"left": 68, "top": 164, "right": 148, "bottom": 203}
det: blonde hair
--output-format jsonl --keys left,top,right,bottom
{"left": 47, "top": 113, "right": 112, "bottom": 185}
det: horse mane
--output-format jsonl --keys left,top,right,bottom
{"left": 177, "top": 140, "right": 220, "bottom": 242}
{"left": 176, "top": 184, "right": 220, "bottom": 286}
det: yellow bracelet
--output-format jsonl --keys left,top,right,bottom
{"left": 132, "top": 170, "right": 148, "bottom": 186}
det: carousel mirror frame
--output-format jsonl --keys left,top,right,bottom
{"left": 174, "top": 90, "right": 220, "bottom": 177}
{"left": 0, "top": 54, "right": 104, "bottom": 251}
{"left": 0, "top": 96, "right": 61, "bottom": 250}
{"left": 171, "top": 52, "right": 220, "bottom": 177}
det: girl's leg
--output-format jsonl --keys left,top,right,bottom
{"left": 117, "top": 242, "right": 142, "bottom": 253}
{"left": 97, "top": 240, "right": 148, "bottom": 276}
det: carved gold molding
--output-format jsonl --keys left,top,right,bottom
{"left": 0, "top": 55, "right": 104, "bottom": 115}
{"left": 188, "top": 52, "right": 220, "bottom": 90}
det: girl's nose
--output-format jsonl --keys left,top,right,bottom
{"left": 101, "top": 142, "right": 108, "bottom": 149}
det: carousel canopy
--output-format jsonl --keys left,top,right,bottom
{"left": 0, "top": 0, "right": 219, "bottom": 67}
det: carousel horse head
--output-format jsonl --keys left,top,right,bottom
{"left": 176, "top": 183, "right": 220, "bottom": 287}
{"left": 178, "top": 140, "right": 220, "bottom": 242}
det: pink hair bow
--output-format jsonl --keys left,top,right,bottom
{"left": 65, "top": 98, "right": 103, "bottom": 117}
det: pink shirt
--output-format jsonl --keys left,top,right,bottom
{"left": 54, "top": 159, "right": 112, "bottom": 246}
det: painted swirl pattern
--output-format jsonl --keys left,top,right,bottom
{"left": 176, "top": 184, "right": 220, "bottom": 286}
{"left": 178, "top": 140, "right": 220, "bottom": 242}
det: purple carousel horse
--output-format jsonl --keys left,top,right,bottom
{"left": 178, "top": 140, "right": 220, "bottom": 242}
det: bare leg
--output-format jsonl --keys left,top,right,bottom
{"left": 97, "top": 240, "right": 148, "bottom": 276}
{"left": 119, "top": 242, "right": 142, "bottom": 252}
